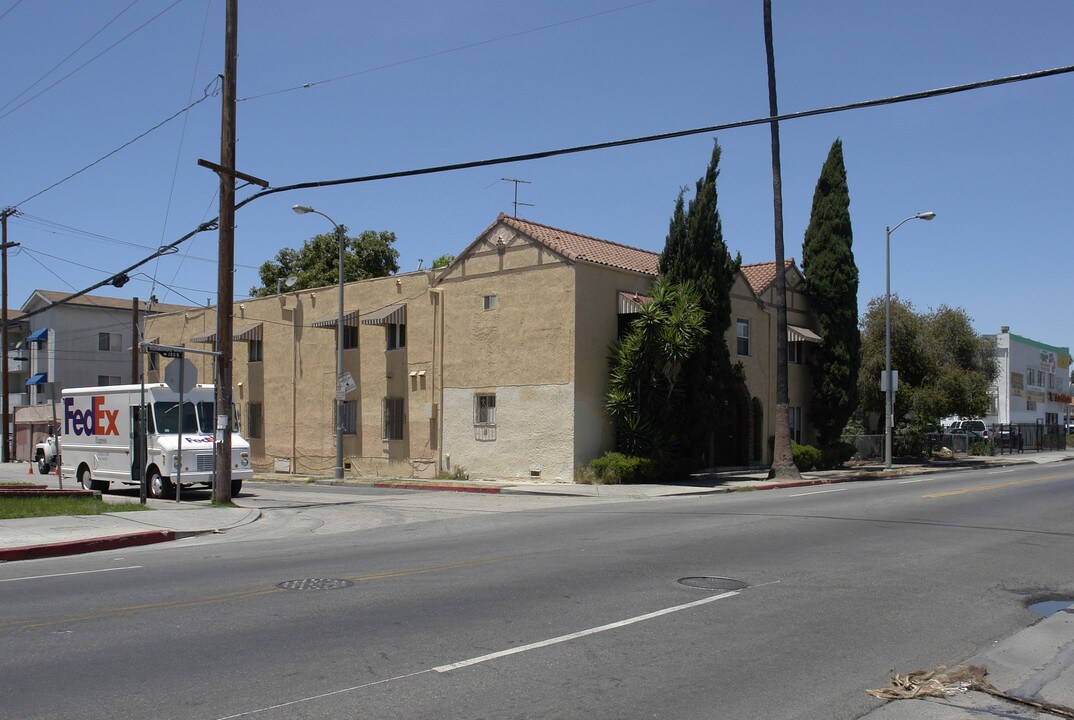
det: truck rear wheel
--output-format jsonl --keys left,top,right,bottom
{"left": 231, "top": 479, "right": 243, "bottom": 496}
{"left": 148, "top": 469, "right": 173, "bottom": 500}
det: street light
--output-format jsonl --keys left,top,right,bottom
{"left": 292, "top": 204, "right": 347, "bottom": 480}
{"left": 885, "top": 211, "right": 936, "bottom": 469}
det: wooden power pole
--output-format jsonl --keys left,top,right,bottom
{"left": 213, "top": 0, "right": 238, "bottom": 504}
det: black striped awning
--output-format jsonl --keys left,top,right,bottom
{"left": 312, "top": 309, "right": 360, "bottom": 329}
{"left": 361, "top": 303, "right": 406, "bottom": 326}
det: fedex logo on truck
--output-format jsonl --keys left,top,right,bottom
{"left": 64, "top": 396, "right": 120, "bottom": 437}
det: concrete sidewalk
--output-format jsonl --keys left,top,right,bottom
{"left": 860, "top": 603, "right": 1074, "bottom": 719}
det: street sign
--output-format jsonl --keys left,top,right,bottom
{"left": 880, "top": 370, "right": 899, "bottom": 393}
{"left": 165, "top": 358, "right": 197, "bottom": 394}
{"left": 338, "top": 371, "right": 357, "bottom": 396}
{"left": 158, "top": 349, "right": 184, "bottom": 359}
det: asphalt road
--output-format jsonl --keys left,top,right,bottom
{"left": 3, "top": 463, "right": 1073, "bottom": 719}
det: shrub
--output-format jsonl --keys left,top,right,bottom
{"left": 586, "top": 452, "right": 655, "bottom": 485}
{"left": 791, "top": 442, "right": 822, "bottom": 472}
{"left": 435, "top": 466, "right": 469, "bottom": 481}
{"left": 968, "top": 439, "right": 994, "bottom": 456}
{"left": 817, "top": 440, "right": 856, "bottom": 470}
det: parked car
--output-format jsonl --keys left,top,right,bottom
{"left": 957, "top": 420, "right": 990, "bottom": 439}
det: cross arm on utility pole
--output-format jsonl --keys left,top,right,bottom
{"left": 197, "top": 159, "right": 269, "bottom": 188}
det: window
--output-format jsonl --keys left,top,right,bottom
{"left": 1026, "top": 368, "right": 1036, "bottom": 386}
{"left": 147, "top": 352, "right": 159, "bottom": 372}
{"left": 483, "top": 294, "right": 497, "bottom": 311}
{"left": 1048, "top": 373, "right": 1055, "bottom": 389}
{"left": 248, "top": 339, "right": 263, "bottom": 363}
{"left": 736, "top": 319, "right": 750, "bottom": 356}
{"left": 383, "top": 397, "right": 404, "bottom": 440}
{"left": 386, "top": 323, "right": 406, "bottom": 351}
{"left": 341, "top": 400, "right": 357, "bottom": 435}
{"left": 99, "top": 332, "right": 121, "bottom": 352}
{"left": 789, "top": 406, "right": 802, "bottom": 444}
{"left": 248, "top": 402, "right": 263, "bottom": 439}
{"left": 97, "top": 375, "right": 121, "bottom": 386}
{"left": 788, "top": 341, "right": 802, "bottom": 364}
{"left": 343, "top": 324, "right": 358, "bottom": 350}
{"left": 475, "top": 394, "right": 496, "bottom": 425}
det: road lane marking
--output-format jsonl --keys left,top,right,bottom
{"left": 787, "top": 488, "right": 846, "bottom": 497}
{"left": 925, "top": 473, "right": 1070, "bottom": 499}
{"left": 434, "top": 591, "right": 740, "bottom": 672}
{"left": 0, "top": 565, "right": 142, "bottom": 583}
{"left": 988, "top": 469, "right": 1017, "bottom": 475}
{"left": 214, "top": 588, "right": 750, "bottom": 718}
{"left": 1, "top": 557, "right": 505, "bottom": 632}
{"left": 898, "top": 478, "right": 932, "bottom": 484}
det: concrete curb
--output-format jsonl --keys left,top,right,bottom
{"left": 0, "top": 530, "right": 176, "bottom": 562}
{"left": 373, "top": 481, "right": 502, "bottom": 494}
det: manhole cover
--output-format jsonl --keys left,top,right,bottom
{"left": 277, "top": 578, "right": 354, "bottom": 591}
{"left": 677, "top": 576, "right": 748, "bottom": 591}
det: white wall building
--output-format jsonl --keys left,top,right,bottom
{"left": 988, "top": 326, "right": 1072, "bottom": 427}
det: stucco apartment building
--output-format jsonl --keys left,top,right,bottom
{"left": 144, "top": 214, "right": 820, "bottom": 481}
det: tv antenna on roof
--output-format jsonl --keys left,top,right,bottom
{"left": 501, "top": 178, "right": 534, "bottom": 217}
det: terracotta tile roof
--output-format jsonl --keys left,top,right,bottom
{"left": 739, "top": 259, "right": 795, "bottom": 295}
{"left": 499, "top": 214, "right": 659, "bottom": 276}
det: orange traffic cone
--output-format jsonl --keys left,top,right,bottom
{"left": 27, "top": 464, "right": 33, "bottom": 474}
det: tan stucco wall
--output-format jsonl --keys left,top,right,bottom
{"left": 145, "top": 272, "right": 439, "bottom": 478}
{"left": 573, "top": 263, "right": 653, "bottom": 470}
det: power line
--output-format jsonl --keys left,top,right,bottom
{"left": 16, "top": 63, "right": 1074, "bottom": 324}
{"left": 0, "top": 0, "right": 141, "bottom": 115}
{"left": 0, "top": 0, "right": 184, "bottom": 122}
{"left": 235, "top": 64, "right": 1074, "bottom": 208}
{"left": 13, "top": 78, "right": 220, "bottom": 207}
{"left": 238, "top": 0, "right": 658, "bottom": 102}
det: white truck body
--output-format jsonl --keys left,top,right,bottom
{"left": 59, "top": 383, "right": 252, "bottom": 498}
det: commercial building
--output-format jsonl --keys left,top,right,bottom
{"left": 145, "top": 215, "right": 820, "bottom": 481}
{"left": 988, "top": 326, "right": 1072, "bottom": 427}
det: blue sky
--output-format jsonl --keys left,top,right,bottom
{"left": 2, "top": 0, "right": 1071, "bottom": 348}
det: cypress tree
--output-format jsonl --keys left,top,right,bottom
{"left": 802, "top": 139, "right": 860, "bottom": 447}
{"left": 658, "top": 140, "right": 739, "bottom": 465}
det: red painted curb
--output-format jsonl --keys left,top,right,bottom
{"left": 0, "top": 530, "right": 176, "bottom": 562}
{"left": 373, "top": 482, "right": 501, "bottom": 494}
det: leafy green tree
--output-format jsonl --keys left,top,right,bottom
{"left": 858, "top": 296, "right": 996, "bottom": 429}
{"left": 431, "top": 253, "right": 455, "bottom": 269}
{"left": 249, "top": 229, "right": 400, "bottom": 297}
{"left": 802, "top": 139, "right": 860, "bottom": 447}
{"left": 606, "top": 278, "right": 707, "bottom": 468}
{"left": 658, "top": 140, "right": 740, "bottom": 465}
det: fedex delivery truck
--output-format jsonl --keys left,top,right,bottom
{"left": 59, "top": 383, "right": 252, "bottom": 499}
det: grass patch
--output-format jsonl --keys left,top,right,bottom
{"left": 0, "top": 495, "right": 147, "bottom": 519}
{"left": 0, "top": 481, "right": 38, "bottom": 487}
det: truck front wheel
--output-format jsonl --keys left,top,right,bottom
{"left": 37, "top": 455, "right": 51, "bottom": 475}
{"left": 148, "top": 469, "right": 173, "bottom": 500}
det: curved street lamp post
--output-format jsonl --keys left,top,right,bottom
{"left": 885, "top": 211, "right": 936, "bottom": 469}
{"left": 292, "top": 204, "right": 347, "bottom": 480}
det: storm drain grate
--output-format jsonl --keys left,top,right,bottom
{"left": 677, "top": 576, "right": 748, "bottom": 591}
{"left": 277, "top": 578, "right": 355, "bottom": 591}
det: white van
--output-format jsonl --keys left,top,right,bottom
{"left": 59, "top": 383, "right": 252, "bottom": 499}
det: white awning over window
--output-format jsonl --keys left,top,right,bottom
{"left": 788, "top": 325, "right": 822, "bottom": 343}
{"left": 361, "top": 303, "right": 406, "bottom": 326}
{"left": 617, "top": 292, "right": 651, "bottom": 315}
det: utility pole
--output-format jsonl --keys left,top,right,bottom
{"left": 131, "top": 297, "right": 140, "bottom": 384}
{"left": 213, "top": 0, "right": 238, "bottom": 504}
{"left": 1, "top": 208, "right": 20, "bottom": 464}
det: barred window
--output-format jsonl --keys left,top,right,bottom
{"left": 341, "top": 400, "right": 357, "bottom": 435}
{"left": 383, "top": 397, "right": 404, "bottom": 440}
{"left": 474, "top": 394, "right": 496, "bottom": 425}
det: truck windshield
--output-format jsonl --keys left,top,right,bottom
{"left": 153, "top": 401, "right": 200, "bottom": 434}
{"left": 196, "top": 401, "right": 240, "bottom": 433}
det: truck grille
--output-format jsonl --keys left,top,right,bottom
{"left": 195, "top": 453, "right": 214, "bottom": 472}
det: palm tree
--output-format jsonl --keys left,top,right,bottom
{"left": 763, "top": 0, "right": 801, "bottom": 480}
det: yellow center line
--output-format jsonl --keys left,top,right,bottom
{"left": 925, "top": 473, "right": 1071, "bottom": 498}
{"left": 2, "top": 556, "right": 506, "bottom": 632}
